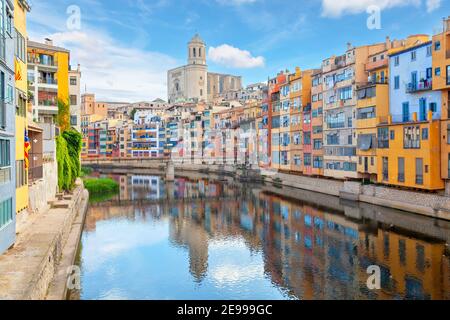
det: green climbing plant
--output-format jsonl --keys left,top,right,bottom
{"left": 56, "top": 129, "right": 83, "bottom": 192}
{"left": 57, "top": 99, "right": 70, "bottom": 133}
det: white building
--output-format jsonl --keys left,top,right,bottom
{"left": 167, "top": 34, "right": 242, "bottom": 104}
{"left": 69, "top": 65, "right": 81, "bottom": 131}
{"left": 389, "top": 39, "right": 441, "bottom": 122}
{"left": 132, "top": 111, "right": 165, "bottom": 158}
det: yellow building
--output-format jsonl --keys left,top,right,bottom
{"left": 14, "top": 0, "right": 31, "bottom": 213}
{"left": 376, "top": 36, "right": 444, "bottom": 191}
{"left": 432, "top": 17, "right": 450, "bottom": 194}
{"left": 356, "top": 48, "right": 389, "bottom": 182}
{"left": 27, "top": 39, "right": 70, "bottom": 124}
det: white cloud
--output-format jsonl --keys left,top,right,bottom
{"left": 208, "top": 44, "right": 265, "bottom": 68}
{"left": 42, "top": 29, "right": 177, "bottom": 102}
{"left": 28, "top": 0, "right": 178, "bottom": 102}
{"left": 426, "top": 0, "right": 441, "bottom": 12}
{"left": 321, "top": 0, "right": 421, "bottom": 17}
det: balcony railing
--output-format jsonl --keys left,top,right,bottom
{"left": 39, "top": 78, "right": 58, "bottom": 85}
{"left": 365, "top": 58, "right": 388, "bottom": 72}
{"left": 406, "top": 80, "right": 432, "bottom": 93}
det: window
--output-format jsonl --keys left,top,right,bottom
{"left": 313, "top": 126, "right": 323, "bottom": 134}
{"left": 16, "top": 90, "right": 26, "bottom": 117}
{"left": 394, "top": 76, "right": 400, "bottom": 90}
{"left": 422, "top": 128, "right": 428, "bottom": 140}
{"left": 435, "top": 67, "right": 441, "bottom": 76}
{"left": 378, "top": 128, "right": 389, "bottom": 148}
{"left": 313, "top": 156, "right": 323, "bottom": 169}
{"left": 394, "top": 56, "right": 400, "bottom": 66}
{"left": 0, "top": 198, "right": 13, "bottom": 229}
{"left": 16, "top": 160, "right": 27, "bottom": 188}
{"left": 0, "top": 72, "right": 4, "bottom": 128}
{"left": 293, "top": 155, "right": 301, "bottom": 166}
{"left": 429, "top": 102, "right": 437, "bottom": 113}
{"left": 70, "top": 95, "right": 77, "bottom": 106}
{"left": 398, "top": 157, "right": 405, "bottom": 182}
{"left": 15, "top": 30, "right": 26, "bottom": 61}
{"left": 426, "top": 46, "right": 432, "bottom": 56}
{"left": 416, "top": 158, "right": 423, "bottom": 185}
{"left": 304, "top": 154, "right": 312, "bottom": 166}
{"left": 313, "top": 139, "right": 322, "bottom": 150}
{"left": 70, "top": 115, "right": 77, "bottom": 126}
{"left": 447, "top": 65, "right": 450, "bottom": 86}
{"left": 339, "top": 86, "right": 352, "bottom": 100}
{"left": 435, "top": 41, "right": 441, "bottom": 51}
{"left": 327, "top": 134, "right": 339, "bottom": 145}
{"left": 70, "top": 77, "right": 77, "bottom": 85}
{"left": 357, "top": 106, "right": 375, "bottom": 119}
{"left": 0, "top": 139, "right": 11, "bottom": 184}
{"left": 293, "top": 132, "right": 301, "bottom": 145}
{"left": 404, "top": 126, "right": 420, "bottom": 149}
{"left": 382, "top": 157, "right": 389, "bottom": 181}
{"left": 390, "top": 130, "right": 395, "bottom": 140}
{"left": 326, "top": 112, "right": 345, "bottom": 129}
{"left": 303, "top": 132, "right": 311, "bottom": 145}
{"left": 411, "top": 51, "right": 416, "bottom": 61}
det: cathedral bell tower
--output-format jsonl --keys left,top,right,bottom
{"left": 188, "top": 34, "right": 206, "bottom": 66}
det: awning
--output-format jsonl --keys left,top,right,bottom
{"left": 27, "top": 120, "right": 43, "bottom": 133}
{"left": 358, "top": 134, "right": 373, "bottom": 151}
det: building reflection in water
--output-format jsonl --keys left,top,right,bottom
{"left": 83, "top": 174, "right": 450, "bottom": 300}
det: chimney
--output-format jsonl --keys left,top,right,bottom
{"left": 44, "top": 38, "right": 53, "bottom": 46}
{"left": 385, "top": 36, "right": 391, "bottom": 50}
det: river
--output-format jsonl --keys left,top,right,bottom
{"left": 69, "top": 172, "right": 450, "bottom": 300}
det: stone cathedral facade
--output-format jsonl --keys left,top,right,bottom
{"left": 167, "top": 34, "right": 242, "bottom": 104}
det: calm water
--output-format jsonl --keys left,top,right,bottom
{"left": 71, "top": 173, "right": 450, "bottom": 300}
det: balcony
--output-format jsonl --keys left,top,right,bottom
{"left": 38, "top": 78, "right": 58, "bottom": 85}
{"left": 406, "top": 80, "right": 432, "bottom": 93}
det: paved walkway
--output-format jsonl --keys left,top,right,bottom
{"left": 0, "top": 184, "right": 87, "bottom": 300}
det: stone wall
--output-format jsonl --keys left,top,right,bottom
{"left": 28, "top": 160, "right": 58, "bottom": 214}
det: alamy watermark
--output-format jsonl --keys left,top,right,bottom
{"left": 67, "top": 265, "right": 81, "bottom": 291}
{"left": 367, "top": 265, "right": 381, "bottom": 290}
{"left": 367, "top": 5, "right": 382, "bottom": 30}
{"left": 67, "top": 5, "right": 81, "bottom": 31}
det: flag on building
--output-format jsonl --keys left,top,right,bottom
{"left": 24, "top": 129, "right": 31, "bottom": 169}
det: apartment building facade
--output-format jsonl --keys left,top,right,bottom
{"left": 311, "top": 70, "right": 324, "bottom": 176}
{"left": 323, "top": 43, "right": 385, "bottom": 180}
{"left": 0, "top": 0, "right": 17, "bottom": 254}
{"left": 432, "top": 17, "right": 450, "bottom": 194}
{"left": 14, "top": 0, "right": 29, "bottom": 214}
{"left": 377, "top": 36, "right": 443, "bottom": 190}
{"left": 27, "top": 39, "right": 69, "bottom": 124}
{"left": 69, "top": 64, "right": 81, "bottom": 131}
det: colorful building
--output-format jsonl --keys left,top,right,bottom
{"left": 27, "top": 39, "right": 70, "bottom": 124}
{"left": 377, "top": 36, "right": 443, "bottom": 190}
{"left": 14, "top": 0, "right": 30, "bottom": 214}
{"left": 0, "top": 0, "right": 17, "bottom": 254}
{"left": 311, "top": 69, "right": 324, "bottom": 176}
{"left": 432, "top": 17, "right": 450, "bottom": 194}
{"left": 323, "top": 43, "right": 385, "bottom": 180}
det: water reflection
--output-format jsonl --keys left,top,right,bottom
{"left": 75, "top": 174, "right": 450, "bottom": 300}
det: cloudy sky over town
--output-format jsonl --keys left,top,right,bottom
{"left": 28, "top": 0, "right": 449, "bottom": 101}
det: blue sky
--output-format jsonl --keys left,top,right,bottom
{"left": 28, "top": 0, "right": 449, "bottom": 101}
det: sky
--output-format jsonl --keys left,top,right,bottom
{"left": 27, "top": 0, "right": 449, "bottom": 102}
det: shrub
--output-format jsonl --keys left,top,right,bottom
{"left": 83, "top": 178, "right": 119, "bottom": 195}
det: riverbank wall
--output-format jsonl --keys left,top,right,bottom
{"left": 82, "top": 159, "right": 450, "bottom": 221}
{"left": 0, "top": 180, "right": 89, "bottom": 300}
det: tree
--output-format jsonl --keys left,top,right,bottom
{"left": 130, "top": 108, "right": 137, "bottom": 120}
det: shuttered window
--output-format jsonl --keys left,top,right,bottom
{"left": 0, "top": 198, "right": 13, "bottom": 229}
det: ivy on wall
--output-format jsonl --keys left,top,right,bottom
{"left": 56, "top": 129, "right": 82, "bottom": 192}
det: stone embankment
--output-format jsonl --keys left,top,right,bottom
{"left": 0, "top": 180, "right": 89, "bottom": 300}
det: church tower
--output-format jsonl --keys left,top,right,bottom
{"left": 188, "top": 34, "right": 206, "bottom": 66}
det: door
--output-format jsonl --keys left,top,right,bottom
{"left": 411, "top": 71, "right": 417, "bottom": 90}
{"left": 364, "top": 157, "right": 369, "bottom": 173}
{"left": 402, "top": 102, "right": 410, "bottom": 122}
{"left": 419, "top": 98, "right": 427, "bottom": 121}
